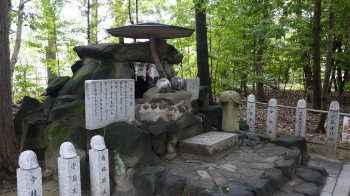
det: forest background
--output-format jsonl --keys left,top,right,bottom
{"left": 1, "top": 0, "right": 350, "bottom": 177}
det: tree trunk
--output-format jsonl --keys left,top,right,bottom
{"left": 195, "top": 1, "right": 212, "bottom": 100}
{"left": 46, "top": 33, "right": 57, "bottom": 79}
{"left": 89, "top": 0, "right": 98, "bottom": 44}
{"left": 311, "top": 0, "right": 322, "bottom": 110}
{"left": 255, "top": 0, "right": 268, "bottom": 102}
{"left": 10, "top": 0, "right": 26, "bottom": 76}
{"left": 0, "top": 0, "right": 19, "bottom": 178}
{"left": 316, "top": 5, "right": 334, "bottom": 133}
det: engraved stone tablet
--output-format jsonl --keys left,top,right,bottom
{"left": 183, "top": 78, "right": 200, "bottom": 100}
{"left": 85, "top": 79, "right": 135, "bottom": 130}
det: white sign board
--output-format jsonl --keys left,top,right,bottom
{"left": 85, "top": 79, "right": 135, "bottom": 130}
{"left": 342, "top": 115, "right": 350, "bottom": 142}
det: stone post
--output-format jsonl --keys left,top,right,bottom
{"left": 246, "top": 94, "right": 256, "bottom": 132}
{"left": 266, "top": 99, "right": 278, "bottom": 139}
{"left": 17, "top": 150, "right": 42, "bottom": 196}
{"left": 219, "top": 90, "right": 241, "bottom": 132}
{"left": 58, "top": 142, "right": 81, "bottom": 196}
{"left": 295, "top": 99, "right": 307, "bottom": 137}
{"left": 89, "top": 135, "right": 110, "bottom": 196}
{"left": 325, "top": 101, "right": 340, "bottom": 158}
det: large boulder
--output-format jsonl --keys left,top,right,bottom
{"left": 58, "top": 58, "right": 98, "bottom": 97}
{"left": 44, "top": 122, "right": 87, "bottom": 170}
{"left": 46, "top": 76, "right": 70, "bottom": 96}
{"left": 49, "top": 99, "right": 85, "bottom": 127}
{"left": 73, "top": 41, "right": 183, "bottom": 64}
{"left": 14, "top": 96, "right": 43, "bottom": 146}
{"left": 20, "top": 113, "right": 50, "bottom": 152}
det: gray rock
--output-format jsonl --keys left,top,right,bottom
{"left": 285, "top": 147, "right": 301, "bottom": 169}
{"left": 46, "top": 76, "right": 70, "bottom": 96}
{"left": 293, "top": 183, "right": 319, "bottom": 196}
{"left": 198, "top": 179, "right": 254, "bottom": 196}
{"left": 20, "top": 113, "right": 50, "bottom": 152}
{"left": 14, "top": 96, "right": 42, "bottom": 146}
{"left": 44, "top": 122, "right": 86, "bottom": 170}
{"left": 275, "top": 159, "right": 296, "bottom": 179}
{"left": 147, "top": 124, "right": 168, "bottom": 156}
{"left": 58, "top": 58, "right": 98, "bottom": 97}
{"left": 91, "top": 59, "right": 133, "bottom": 80}
{"left": 239, "top": 122, "right": 250, "bottom": 131}
{"left": 143, "top": 87, "right": 192, "bottom": 105}
{"left": 298, "top": 168, "right": 325, "bottom": 186}
{"left": 102, "top": 122, "right": 155, "bottom": 169}
{"left": 200, "top": 105, "right": 222, "bottom": 130}
{"left": 177, "top": 113, "right": 204, "bottom": 141}
{"left": 260, "top": 168, "right": 286, "bottom": 192}
{"left": 49, "top": 99, "right": 85, "bottom": 127}
{"left": 133, "top": 165, "right": 165, "bottom": 196}
{"left": 242, "top": 178, "right": 273, "bottom": 196}
{"left": 155, "top": 173, "right": 187, "bottom": 196}
{"left": 272, "top": 136, "right": 309, "bottom": 166}
{"left": 71, "top": 60, "right": 83, "bottom": 74}
{"left": 198, "top": 113, "right": 213, "bottom": 132}
{"left": 305, "top": 166, "right": 328, "bottom": 177}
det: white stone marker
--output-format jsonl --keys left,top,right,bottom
{"left": 246, "top": 94, "right": 256, "bottom": 132}
{"left": 89, "top": 135, "right": 110, "bottom": 196}
{"left": 325, "top": 101, "right": 340, "bottom": 158}
{"left": 295, "top": 99, "right": 307, "bottom": 137}
{"left": 183, "top": 78, "right": 200, "bottom": 100}
{"left": 58, "top": 142, "right": 81, "bottom": 196}
{"left": 17, "top": 150, "right": 42, "bottom": 196}
{"left": 266, "top": 99, "right": 278, "bottom": 139}
{"left": 85, "top": 79, "right": 135, "bottom": 130}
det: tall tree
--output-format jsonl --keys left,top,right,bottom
{"left": 311, "top": 0, "right": 322, "bottom": 109}
{"left": 0, "top": 0, "right": 18, "bottom": 178}
{"left": 87, "top": 0, "right": 98, "bottom": 44}
{"left": 316, "top": 3, "right": 334, "bottom": 133}
{"left": 195, "top": 0, "right": 212, "bottom": 99}
{"left": 10, "top": 0, "right": 27, "bottom": 76}
{"left": 255, "top": 0, "right": 269, "bottom": 102}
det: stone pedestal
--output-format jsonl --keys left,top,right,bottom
{"left": 180, "top": 131, "right": 238, "bottom": 162}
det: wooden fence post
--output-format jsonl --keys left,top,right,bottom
{"left": 89, "top": 135, "right": 110, "bottom": 196}
{"left": 325, "top": 101, "right": 340, "bottom": 158}
{"left": 17, "top": 150, "right": 42, "bottom": 196}
{"left": 58, "top": 142, "right": 81, "bottom": 196}
{"left": 266, "top": 99, "right": 278, "bottom": 139}
{"left": 295, "top": 99, "right": 307, "bottom": 136}
{"left": 246, "top": 94, "right": 256, "bottom": 132}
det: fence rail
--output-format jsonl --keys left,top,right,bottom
{"left": 245, "top": 94, "right": 349, "bottom": 159}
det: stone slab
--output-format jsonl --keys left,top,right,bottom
{"left": 333, "top": 164, "right": 350, "bottom": 196}
{"left": 85, "top": 79, "right": 135, "bottom": 130}
{"left": 180, "top": 131, "right": 238, "bottom": 158}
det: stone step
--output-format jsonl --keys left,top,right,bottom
{"left": 180, "top": 131, "right": 238, "bottom": 162}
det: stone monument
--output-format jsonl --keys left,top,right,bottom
{"left": 219, "top": 90, "right": 241, "bottom": 132}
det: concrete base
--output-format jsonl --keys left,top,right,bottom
{"left": 180, "top": 131, "right": 238, "bottom": 162}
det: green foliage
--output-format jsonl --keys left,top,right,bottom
{"left": 12, "top": 63, "right": 45, "bottom": 103}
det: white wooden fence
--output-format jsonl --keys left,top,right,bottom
{"left": 17, "top": 135, "right": 110, "bottom": 196}
{"left": 245, "top": 94, "right": 350, "bottom": 158}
